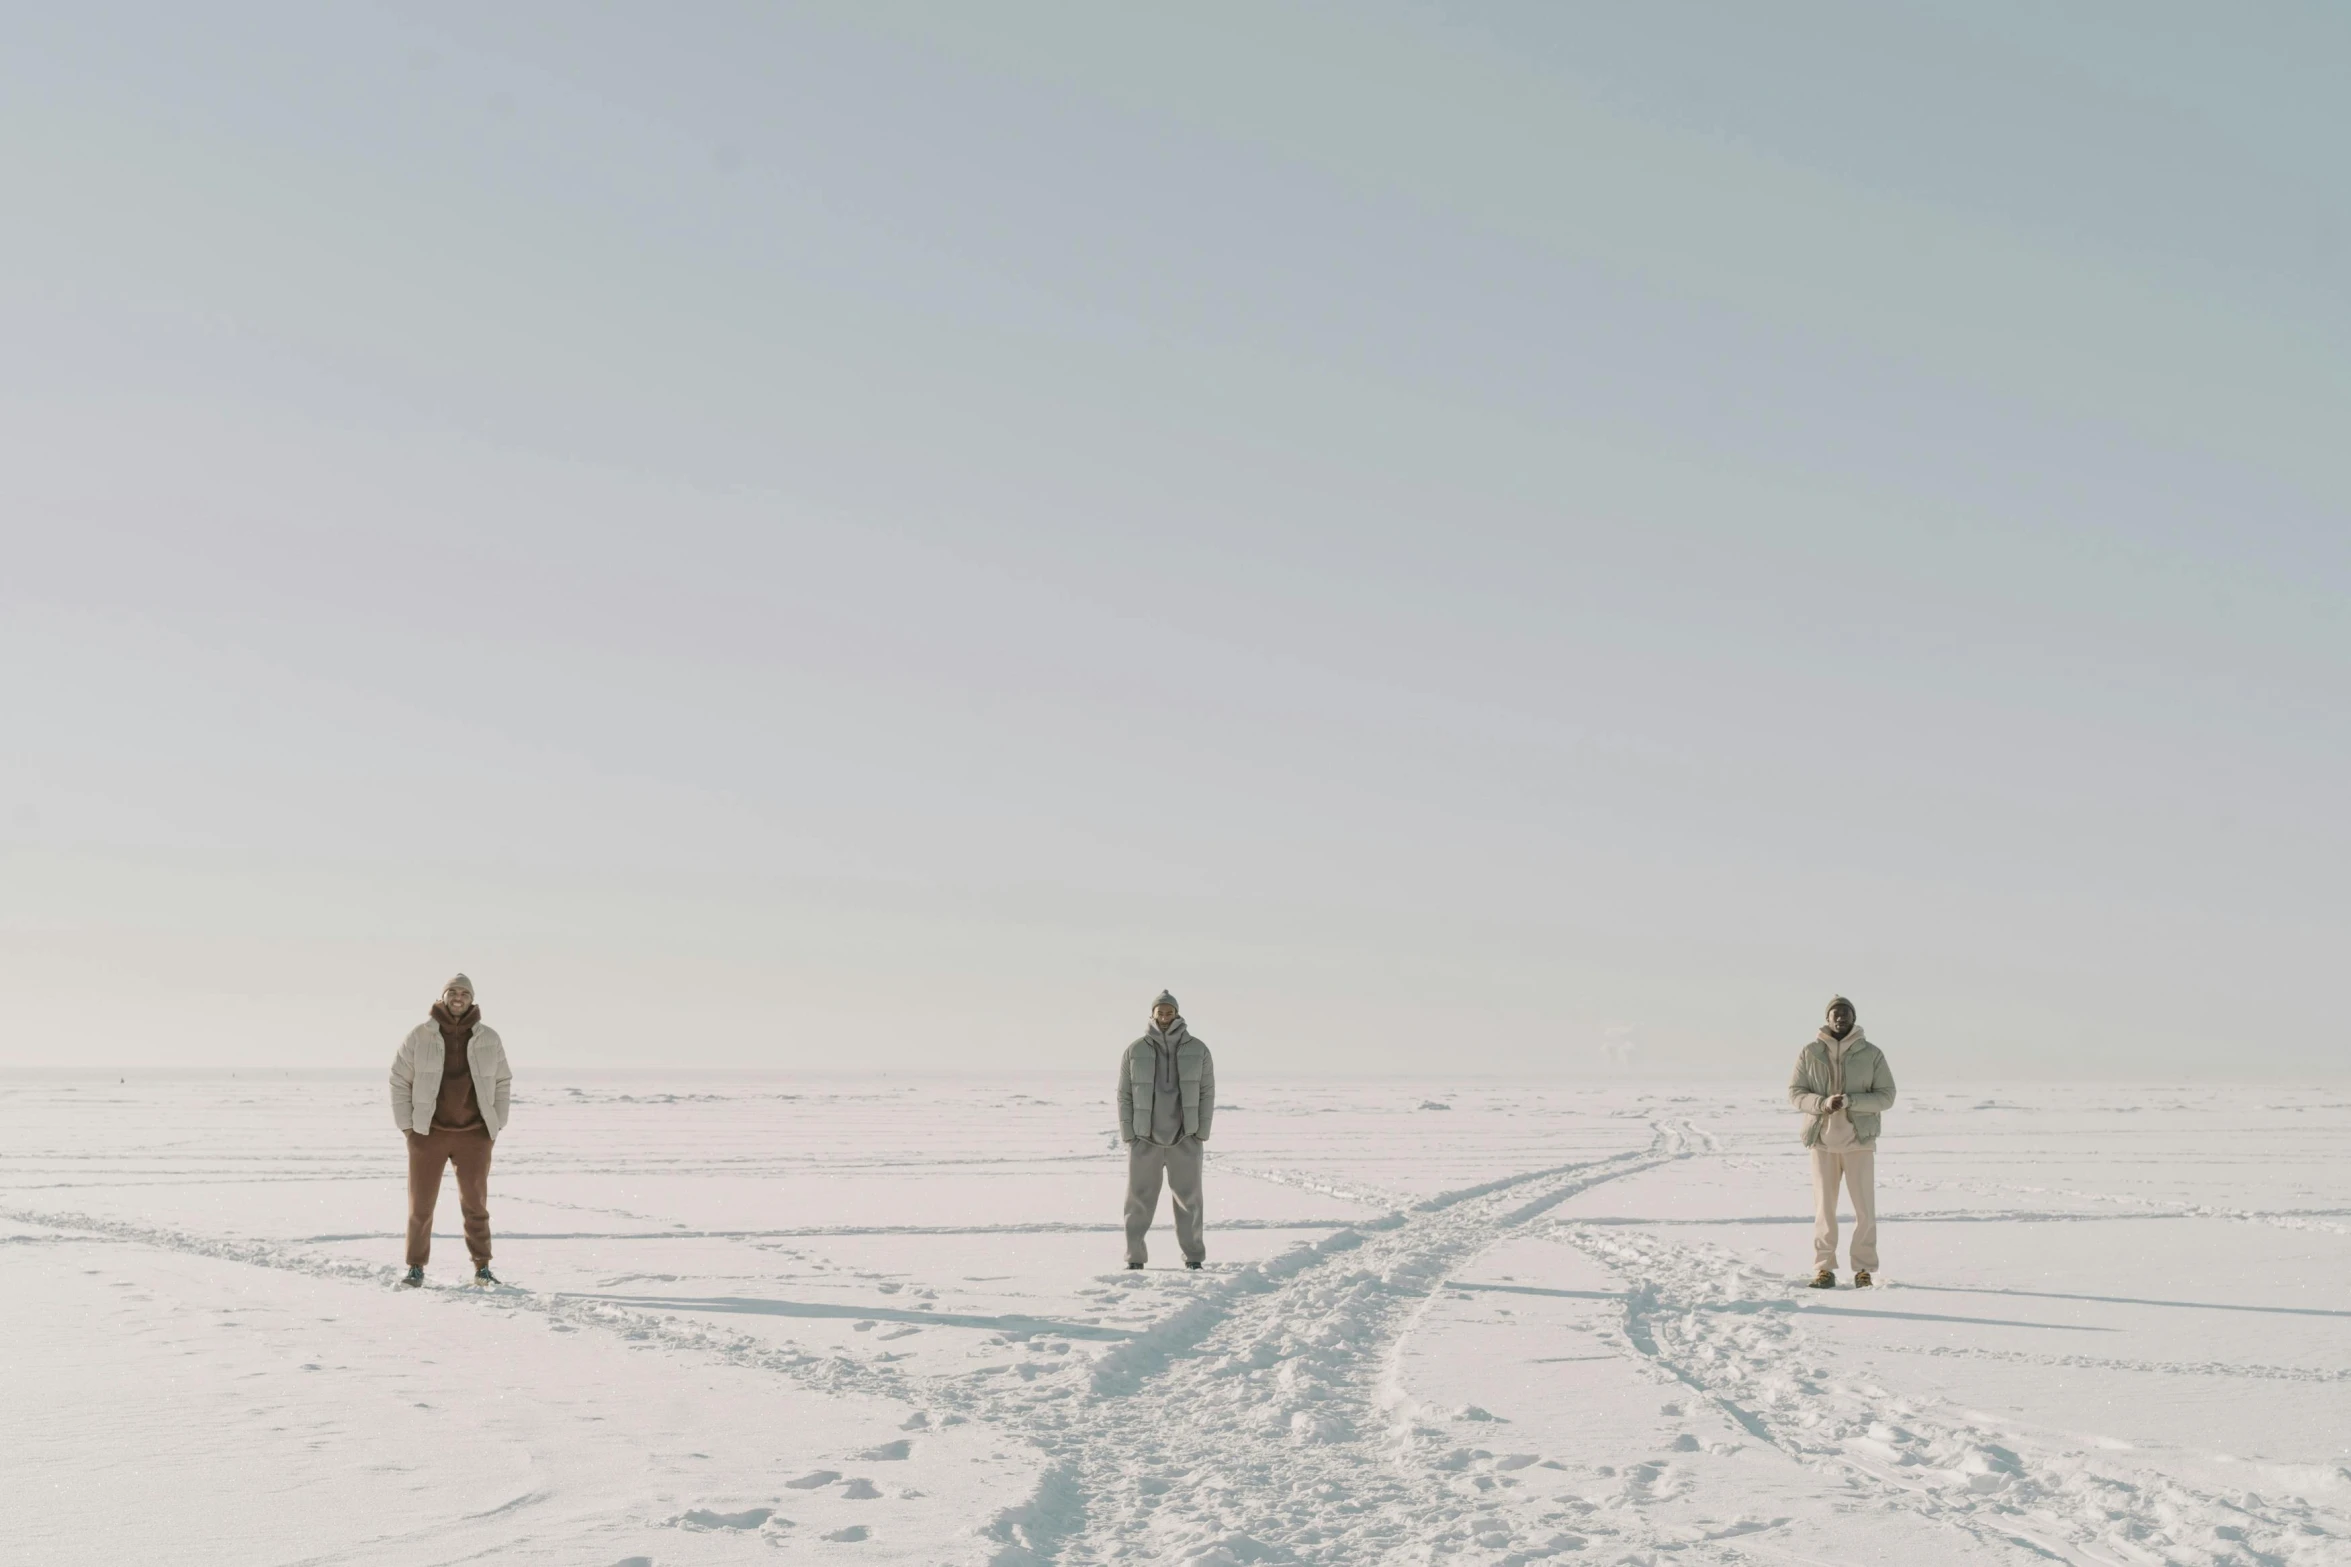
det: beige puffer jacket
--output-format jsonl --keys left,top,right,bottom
{"left": 1787, "top": 1028, "right": 1894, "bottom": 1148}
{"left": 389, "top": 1022, "right": 513, "bottom": 1139}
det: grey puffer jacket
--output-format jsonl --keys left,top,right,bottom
{"left": 1118, "top": 1030, "right": 1214, "bottom": 1144}
{"left": 1787, "top": 1028, "right": 1895, "bottom": 1148}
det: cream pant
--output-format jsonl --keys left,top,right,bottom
{"left": 1810, "top": 1146, "right": 1877, "bottom": 1272}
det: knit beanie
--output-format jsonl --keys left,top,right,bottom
{"left": 1825, "top": 994, "right": 1853, "bottom": 1019}
{"left": 1152, "top": 990, "right": 1179, "bottom": 1013}
{"left": 445, "top": 973, "right": 476, "bottom": 1000}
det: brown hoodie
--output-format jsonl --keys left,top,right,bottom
{"left": 429, "top": 1002, "right": 486, "bottom": 1133}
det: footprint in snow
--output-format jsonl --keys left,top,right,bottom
{"left": 785, "top": 1470, "right": 841, "bottom": 1489}
{"left": 856, "top": 1440, "right": 912, "bottom": 1461}
{"left": 673, "top": 1506, "right": 774, "bottom": 1530}
{"left": 841, "top": 1478, "right": 882, "bottom": 1499}
{"left": 823, "top": 1525, "right": 869, "bottom": 1542}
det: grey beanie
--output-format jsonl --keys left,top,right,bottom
{"left": 444, "top": 973, "right": 475, "bottom": 998}
{"left": 1826, "top": 994, "right": 1854, "bottom": 1018}
{"left": 1152, "top": 990, "right": 1179, "bottom": 1012}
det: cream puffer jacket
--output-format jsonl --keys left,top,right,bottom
{"left": 1787, "top": 1028, "right": 1894, "bottom": 1148}
{"left": 389, "top": 1022, "right": 513, "bottom": 1139}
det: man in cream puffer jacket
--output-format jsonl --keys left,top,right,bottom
{"left": 389, "top": 973, "right": 512, "bottom": 1286}
{"left": 1788, "top": 995, "right": 1896, "bottom": 1289}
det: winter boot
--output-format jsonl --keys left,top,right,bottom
{"left": 1853, "top": 1270, "right": 1873, "bottom": 1289}
{"left": 1185, "top": 1259, "right": 1203, "bottom": 1271}
{"left": 1808, "top": 1268, "right": 1836, "bottom": 1289}
{"left": 1126, "top": 1260, "right": 1144, "bottom": 1270}
{"left": 402, "top": 1266, "right": 425, "bottom": 1288}
{"left": 474, "top": 1265, "right": 499, "bottom": 1286}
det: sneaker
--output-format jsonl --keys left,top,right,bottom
{"left": 1808, "top": 1268, "right": 1836, "bottom": 1289}
{"left": 1853, "top": 1270, "right": 1873, "bottom": 1289}
{"left": 474, "top": 1265, "right": 499, "bottom": 1285}
{"left": 1126, "top": 1260, "right": 1144, "bottom": 1270}
{"left": 1185, "top": 1259, "right": 1204, "bottom": 1271}
{"left": 401, "top": 1266, "right": 425, "bottom": 1288}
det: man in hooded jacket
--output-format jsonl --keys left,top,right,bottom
{"left": 1788, "top": 995, "right": 1896, "bottom": 1289}
{"left": 389, "top": 973, "right": 513, "bottom": 1287}
{"left": 1118, "top": 989, "right": 1215, "bottom": 1269}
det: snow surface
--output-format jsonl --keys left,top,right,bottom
{"left": 5, "top": 1072, "right": 2348, "bottom": 1565}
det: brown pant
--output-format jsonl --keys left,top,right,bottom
{"left": 406, "top": 1127, "right": 494, "bottom": 1268}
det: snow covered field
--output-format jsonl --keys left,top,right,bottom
{"left": 5, "top": 1072, "right": 2348, "bottom": 1566}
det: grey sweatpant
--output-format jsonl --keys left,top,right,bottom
{"left": 1125, "top": 1138, "right": 1205, "bottom": 1266}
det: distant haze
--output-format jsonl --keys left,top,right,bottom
{"left": 3, "top": 4, "right": 2345, "bottom": 1076}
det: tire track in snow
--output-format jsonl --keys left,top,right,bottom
{"left": 1874, "top": 1342, "right": 2351, "bottom": 1383}
{"left": 0, "top": 1203, "right": 919, "bottom": 1407}
{"left": 1903, "top": 1178, "right": 2351, "bottom": 1239}
{"left": 967, "top": 1126, "right": 1696, "bottom": 1565}
{"left": 1556, "top": 1223, "right": 2351, "bottom": 1567}
{"left": 1209, "top": 1160, "right": 1411, "bottom": 1213}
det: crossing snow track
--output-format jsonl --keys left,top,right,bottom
{"left": 8, "top": 1130, "right": 1701, "bottom": 1565}
{"left": 968, "top": 1128, "right": 1692, "bottom": 1565}
{"left": 15, "top": 1080, "right": 2351, "bottom": 1567}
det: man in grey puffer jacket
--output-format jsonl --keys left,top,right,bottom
{"left": 1788, "top": 995, "right": 1896, "bottom": 1289}
{"left": 1118, "top": 990, "right": 1215, "bottom": 1270}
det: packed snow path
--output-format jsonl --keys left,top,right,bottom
{"left": 959, "top": 1129, "right": 1695, "bottom": 1564}
{"left": 6, "top": 1074, "right": 2349, "bottom": 1565}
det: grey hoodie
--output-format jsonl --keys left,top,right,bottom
{"left": 1147, "top": 1023, "right": 1185, "bottom": 1142}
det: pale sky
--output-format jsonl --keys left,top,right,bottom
{"left": 3, "top": 3, "right": 2346, "bottom": 1076}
